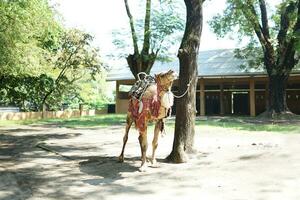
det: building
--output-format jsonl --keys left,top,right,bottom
{"left": 107, "top": 49, "right": 300, "bottom": 116}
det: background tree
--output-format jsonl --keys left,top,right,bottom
{"left": 41, "top": 29, "right": 103, "bottom": 111}
{"left": 115, "top": 0, "right": 184, "bottom": 79}
{"left": 210, "top": 0, "right": 300, "bottom": 117}
{"left": 0, "top": 0, "right": 62, "bottom": 76}
{"left": 167, "top": 0, "right": 205, "bottom": 163}
{"left": 0, "top": 74, "right": 55, "bottom": 111}
{"left": 0, "top": 1, "right": 107, "bottom": 111}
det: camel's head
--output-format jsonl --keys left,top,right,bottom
{"left": 155, "top": 70, "right": 177, "bottom": 90}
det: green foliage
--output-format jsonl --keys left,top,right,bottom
{"left": 41, "top": 29, "right": 104, "bottom": 109}
{"left": 0, "top": 1, "right": 106, "bottom": 111}
{"left": 233, "top": 40, "right": 264, "bottom": 70}
{"left": 0, "top": 28, "right": 105, "bottom": 111}
{"left": 209, "top": 0, "right": 300, "bottom": 70}
{"left": 0, "top": 0, "right": 62, "bottom": 76}
{"left": 75, "top": 72, "right": 114, "bottom": 109}
{"left": 53, "top": 29, "right": 103, "bottom": 81}
{"left": 296, "top": 31, "right": 300, "bottom": 52}
{"left": 0, "top": 74, "right": 55, "bottom": 111}
{"left": 0, "top": 73, "right": 82, "bottom": 111}
{"left": 150, "top": 2, "right": 185, "bottom": 61}
{"left": 209, "top": 0, "right": 254, "bottom": 39}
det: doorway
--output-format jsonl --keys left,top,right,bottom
{"left": 232, "top": 92, "right": 249, "bottom": 115}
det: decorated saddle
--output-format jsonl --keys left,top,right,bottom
{"left": 129, "top": 73, "right": 155, "bottom": 100}
{"left": 128, "top": 72, "right": 174, "bottom": 132}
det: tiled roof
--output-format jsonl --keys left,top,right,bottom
{"left": 106, "top": 49, "right": 299, "bottom": 81}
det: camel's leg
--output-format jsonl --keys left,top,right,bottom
{"left": 151, "top": 120, "right": 162, "bottom": 167}
{"left": 138, "top": 129, "right": 148, "bottom": 172}
{"left": 119, "top": 113, "right": 133, "bottom": 162}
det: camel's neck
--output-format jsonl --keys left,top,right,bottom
{"left": 156, "top": 79, "right": 171, "bottom": 97}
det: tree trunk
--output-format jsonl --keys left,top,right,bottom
{"left": 126, "top": 53, "right": 155, "bottom": 79}
{"left": 167, "top": 0, "right": 204, "bottom": 163}
{"left": 267, "top": 74, "right": 290, "bottom": 116}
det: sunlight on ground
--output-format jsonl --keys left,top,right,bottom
{"left": 1, "top": 119, "right": 300, "bottom": 200}
{"left": 1, "top": 114, "right": 300, "bottom": 133}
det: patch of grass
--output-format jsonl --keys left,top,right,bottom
{"left": 1, "top": 114, "right": 300, "bottom": 133}
{"left": 196, "top": 117, "right": 300, "bottom": 133}
{"left": 38, "top": 114, "right": 128, "bottom": 128}
{"left": 0, "top": 120, "right": 22, "bottom": 127}
{"left": 0, "top": 114, "right": 127, "bottom": 128}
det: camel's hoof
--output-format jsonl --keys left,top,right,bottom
{"left": 151, "top": 161, "right": 160, "bottom": 168}
{"left": 150, "top": 158, "right": 157, "bottom": 165}
{"left": 139, "top": 165, "right": 147, "bottom": 172}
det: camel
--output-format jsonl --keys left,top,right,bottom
{"left": 118, "top": 70, "right": 177, "bottom": 171}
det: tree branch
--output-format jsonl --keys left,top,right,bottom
{"left": 239, "top": 0, "right": 275, "bottom": 72}
{"left": 259, "top": 0, "right": 270, "bottom": 38}
{"left": 55, "top": 46, "right": 79, "bottom": 84}
{"left": 284, "top": 0, "right": 300, "bottom": 70}
{"left": 155, "top": 38, "right": 165, "bottom": 56}
{"left": 277, "top": 1, "right": 297, "bottom": 47}
{"left": 42, "top": 40, "right": 83, "bottom": 105}
{"left": 240, "top": 1, "right": 266, "bottom": 48}
{"left": 277, "top": 1, "right": 299, "bottom": 69}
{"left": 295, "top": 0, "right": 300, "bottom": 31}
{"left": 124, "top": 0, "right": 139, "bottom": 55}
{"left": 142, "top": 0, "right": 152, "bottom": 55}
{"left": 293, "top": 0, "right": 300, "bottom": 37}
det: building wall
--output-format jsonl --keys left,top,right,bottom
{"left": 255, "top": 91, "right": 266, "bottom": 115}
{"left": 115, "top": 76, "right": 300, "bottom": 116}
{"left": 0, "top": 110, "right": 96, "bottom": 120}
{"left": 116, "top": 99, "right": 129, "bottom": 114}
{"left": 287, "top": 90, "right": 300, "bottom": 114}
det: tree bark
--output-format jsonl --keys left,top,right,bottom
{"left": 263, "top": 1, "right": 299, "bottom": 117}
{"left": 167, "top": 0, "right": 204, "bottom": 163}
{"left": 267, "top": 74, "right": 290, "bottom": 116}
{"left": 124, "top": 0, "right": 139, "bottom": 55}
{"left": 126, "top": 53, "right": 156, "bottom": 79}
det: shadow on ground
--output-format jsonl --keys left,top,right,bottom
{"left": 0, "top": 127, "right": 89, "bottom": 200}
{"left": 79, "top": 156, "right": 138, "bottom": 185}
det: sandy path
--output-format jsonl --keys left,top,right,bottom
{"left": 0, "top": 124, "right": 300, "bottom": 200}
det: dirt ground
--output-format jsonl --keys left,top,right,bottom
{"left": 1, "top": 123, "right": 300, "bottom": 200}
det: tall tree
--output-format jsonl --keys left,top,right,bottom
{"left": 0, "top": 0, "right": 61, "bottom": 76}
{"left": 41, "top": 29, "right": 102, "bottom": 111}
{"left": 121, "top": 0, "right": 184, "bottom": 79}
{"left": 210, "top": 0, "right": 300, "bottom": 117}
{"left": 167, "top": 0, "right": 204, "bottom": 163}
{"left": 0, "top": 1, "right": 106, "bottom": 111}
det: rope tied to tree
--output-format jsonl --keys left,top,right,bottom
{"left": 132, "top": 72, "right": 194, "bottom": 100}
{"left": 173, "top": 77, "right": 194, "bottom": 99}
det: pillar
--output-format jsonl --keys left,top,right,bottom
{"left": 265, "top": 83, "right": 269, "bottom": 110}
{"left": 116, "top": 81, "right": 120, "bottom": 114}
{"left": 220, "top": 83, "right": 224, "bottom": 115}
{"left": 200, "top": 79, "right": 205, "bottom": 116}
{"left": 249, "top": 79, "right": 256, "bottom": 117}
